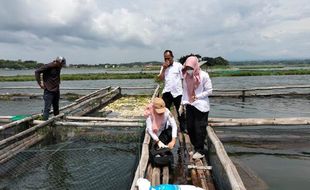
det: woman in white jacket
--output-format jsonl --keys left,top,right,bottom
{"left": 144, "top": 97, "right": 177, "bottom": 149}
{"left": 180, "top": 56, "right": 212, "bottom": 159}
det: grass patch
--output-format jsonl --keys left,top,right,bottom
{"left": 0, "top": 72, "right": 157, "bottom": 82}
{"left": 209, "top": 69, "right": 310, "bottom": 77}
{"left": 1, "top": 69, "right": 310, "bottom": 82}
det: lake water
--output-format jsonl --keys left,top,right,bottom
{"left": 0, "top": 75, "right": 310, "bottom": 189}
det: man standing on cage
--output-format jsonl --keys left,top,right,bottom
{"left": 158, "top": 50, "right": 186, "bottom": 132}
{"left": 35, "top": 56, "right": 66, "bottom": 120}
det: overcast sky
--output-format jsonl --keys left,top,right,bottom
{"left": 0, "top": 0, "right": 309, "bottom": 64}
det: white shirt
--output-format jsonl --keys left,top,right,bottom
{"left": 159, "top": 61, "right": 183, "bottom": 98}
{"left": 146, "top": 108, "right": 177, "bottom": 141}
{"left": 181, "top": 71, "right": 212, "bottom": 112}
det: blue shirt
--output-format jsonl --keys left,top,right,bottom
{"left": 150, "top": 184, "right": 180, "bottom": 190}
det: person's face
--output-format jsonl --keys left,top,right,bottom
{"left": 185, "top": 66, "right": 194, "bottom": 76}
{"left": 185, "top": 66, "right": 193, "bottom": 71}
{"left": 164, "top": 52, "right": 174, "bottom": 65}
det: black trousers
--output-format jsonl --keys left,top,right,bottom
{"left": 185, "top": 104, "right": 209, "bottom": 154}
{"left": 162, "top": 92, "right": 186, "bottom": 131}
{"left": 43, "top": 89, "right": 60, "bottom": 120}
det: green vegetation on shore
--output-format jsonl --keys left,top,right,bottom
{"left": 0, "top": 73, "right": 157, "bottom": 82}
{"left": 209, "top": 69, "right": 310, "bottom": 77}
{"left": 0, "top": 69, "right": 310, "bottom": 82}
{"left": 0, "top": 59, "right": 43, "bottom": 69}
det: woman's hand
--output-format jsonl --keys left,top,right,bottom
{"left": 158, "top": 141, "right": 168, "bottom": 149}
{"left": 167, "top": 138, "right": 176, "bottom": 150}
{"left": 178, "top": 105, "right": 184, "bottom": 115}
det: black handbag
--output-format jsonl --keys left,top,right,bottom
{"left": 149, "top": 125, "right": 174, "bottom": 167}
{"left": 149, "top": 147, "right": 173, "bottom": 167}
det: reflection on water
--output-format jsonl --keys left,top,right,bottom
{"left": 210, "top": 97, "right": 310, "bottom": 118}
{"left": 237, "top": 155, "right": 310, "bottom": 190}
{"left": 216, "top": 124, "right": 310, "bottom": 190}
{"left": 0, "top": 99, "right": 70, "bottom": 116}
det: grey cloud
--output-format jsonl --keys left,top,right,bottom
{"left": 0, "top": 0, "right": 309, "bottom": 63}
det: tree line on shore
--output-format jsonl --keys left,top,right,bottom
{"left": 0, "top": 59, "right": 44, "bottom": 69}
{"left": 1, "top": 56, "right": 310, "bottom": 70}
{"left": 0, "top": 54, "right": 229, "bottom": 69}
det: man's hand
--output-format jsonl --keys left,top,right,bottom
{"left": 39, "top": 82, "right": 45, "bottom": 89}
{"left": 162, "top": 61, "right": 170, "bottom": 69}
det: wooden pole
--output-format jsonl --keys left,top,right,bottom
{"left": 64, "top": 87, "right": 120, "bottom": 114}
{"left": 207, "top": 126, "right": 246, "bottom": 190}
{"left": 74, "top": 86, "right": 111, "bottom": 103}
{"left": 0, "top": 134, "right": 45, "bottom": 164}
{"left": 0, "top": 86, "right": 103, "bottom": 90}
{"left": 0, "top": 114, "right": 41, "bottom": 132}
{"left": 1, "top": 84, "right": 309, "bottom": 91}
{"left": 54, "top": 121, "right": 144, "bottom": 128}
{"left": 209, "top": 117, "right": 310, "bottom": 127}
{"left": 65, "top": 116, "right": 144, "bottom": 122}
{"left": 152, "top": 85, "right": 160, "bottom": 99}
{"left": 0, "top": 113, "right": 64, "bottom": 147}
{"left": 0, "top": 133, "right": 37, "bottom": 155}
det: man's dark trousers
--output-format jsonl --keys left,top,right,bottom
{"left": 162, "top": 92, "right": 186, "bottom": 132}
{"left": 43, "top": 89, "right": 60, "bottom": 120}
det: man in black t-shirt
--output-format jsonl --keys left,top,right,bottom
{"left": 35, "top": 56, "right": 66, "bottom": 120}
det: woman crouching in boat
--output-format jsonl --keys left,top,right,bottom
{"left": 144, "top": 97, "right": 177, "bottom": 149}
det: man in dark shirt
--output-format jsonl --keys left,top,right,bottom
{"left": 35, "top": 56, "right": 66, "bottom": 120}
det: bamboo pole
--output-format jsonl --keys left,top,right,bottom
{"left": 59, "top": 86, "right": 116, "bottom": 114}
{"left": 0, "top": 133, "right": 37, "bottom": 155}
{"left": 0, "top": 86, "right": 103, "bottom": 90}
{"left": 121, "top": 86, "right": 158, "bottom": 90}
{"left": 64, "top": 87, "right": 120, "bottom": 114}
{"left": 0, "top": 134, "right": 45, "bottom": 164}
{"left": 65, "top": 116, "right": 144, "bottom": 122}
{"left": 207, "top": 126, "right": 246, "bottom": 190}
{"left": 54, "top": 121, "right": 144, "bottom": 128}
{"left": 0, "top": 113, "right": 64, "bottom": 147}
{"left": 74, "top": 86, "right": 111, "bottom": 103}
{"left": 211, "top": 84, "right": 310, "bottom": 92}
{"left": 0, "top": 114, "right": 41, "bottom": 132}
{"left": 151, "top": 85, "right": 160, "bottom": 100}
{"left": 217, "top": 134, "right": 308, "bottom": 142}
{"left": 1, "top": 84, "right": 309, "bottom": 91}
{"left": 0, "top": 134, "right": 40, "bottom": 160}
{"left": 209, "top": 117, "right": 310, "bottom": 127}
